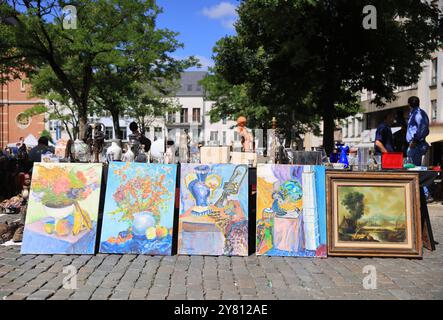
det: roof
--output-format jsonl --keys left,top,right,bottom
{"left": 175, "top": 71, "right": 207, "bottom": 97}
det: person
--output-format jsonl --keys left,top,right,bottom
{"left": 374, "top": 111, "right": 396, "bottom": 155}
{"left": 236, "top": 116, "right": 254, "bottom": 152}
{"left": 28, "top": 136, "right": 54, "bottom": 163}
{"left": 129, "top": 122, "right": 151, "bottom": 152}
{"left": 406, "top": 96, "right": 430, "bottom": 166}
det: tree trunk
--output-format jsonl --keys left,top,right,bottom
{"left": 111, "top": 109, "right": 122, "bottom": 140}
{"left": 78, "top": 114, "right": 88, "bottom": 141}
{"left": 321, "top": 91, "right": 336, "bottom": 155}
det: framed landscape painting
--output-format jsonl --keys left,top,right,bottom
{"left": 178, "top": 164, "right": 249, "bottom": 256}
{"left": 21, "top": 163, "right": 103, "bottom": 254}
{"left": 256, "top": 164, "right": 327, "bottom": 257}
{"left": 99, "top": 162, "right": 177, "bottom": 255}
{"left": 327, "top": 172, "right": 422, "bottom": 258}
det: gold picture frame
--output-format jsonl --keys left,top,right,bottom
{"left": 327, "top": 172, "right": 422, "bottom": 258}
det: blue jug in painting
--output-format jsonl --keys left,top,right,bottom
{"left": 337, "top": 144, "right": 350, "bottom": 168}
{"left": 189, "top": 165, "right": 211, "bottom": 216}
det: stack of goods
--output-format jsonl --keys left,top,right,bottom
{"left": 0, "top": 195, "right": 24, "bottom": 214}
{"left": 0, "top": 221, "right": 24, "bottom": 243}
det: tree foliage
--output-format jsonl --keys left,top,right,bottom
{"left": 207, "top": 0, "right": 442, "bottom": 152}
{"left": 0, "top": 0, "right": 196, "bottom": 139}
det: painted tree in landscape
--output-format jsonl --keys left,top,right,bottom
{"left": 207, "top": 0, "right": 442, "bottom": 153}
{"left": 341, "top": 191, "right": 365, "bottom": 233}
{"left": 0, "top": 0, "right": 196, "bottom": 139}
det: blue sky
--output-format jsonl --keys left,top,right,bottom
{"left": 156, "top": 0, "right": 239, "bottom": 70}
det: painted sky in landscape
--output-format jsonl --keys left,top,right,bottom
{"left": 156, "top": 0, "right": 238, "bottom": 70}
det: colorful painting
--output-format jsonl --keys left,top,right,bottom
{"left": 99, "top": 162, "right": 177, "bottom": 255}
{"left": 178, "top": 164, "right": 249, "bottom": 256}
{"left": 21, "top": 163, "right": 103, "bottom": 254}
{"left": 256, "top": 164, "right": 327, "bottom": 257}
{"left": 327, "top": 172, "right": 422, "bottom": 258}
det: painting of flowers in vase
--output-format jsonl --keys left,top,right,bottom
{"left": 21, "top": 163, "right": 103, "bottom": 254}
{"left": 99, "top": 162, "right": 177, "bottom": 255}
{"left": 178, "top": 164, "right": 249, "bottom": 256}
{"left": 256, "top": 164, "right": 327, "bottom": 257}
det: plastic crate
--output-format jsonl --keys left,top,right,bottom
{"left": 381, "top": 152, "right": 403, "bottom": 169}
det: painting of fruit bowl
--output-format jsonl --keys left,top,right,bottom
{"left": 99, "top": 162, "right": 177, "bottom": 255}
{"left": 21, "top": 163, "right": 103, "bottom": 254}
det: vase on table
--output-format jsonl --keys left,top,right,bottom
{"left": 188, "top": 165, "right": 211, "bottom": 216}
{"left": 132, "top": 212, "right": 156, "bottom": 237}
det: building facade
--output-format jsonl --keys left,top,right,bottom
{"left": 0, "top": 76, "right": 45, "bottom": 148}
{"left": 46, "top": 71, "right": 238, "bottom": 147}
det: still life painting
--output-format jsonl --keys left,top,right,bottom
{"left": 21, "top": 163, "right": 103, "bottom": 254}
{"left": 99, "top": 162, "right": 177, "bottom": 255}
{"left": 327, "top": 172, "right": 422, "bottom": 258}
{"left": 178, "top": 164, "right": 249, "bottom": 256}
{"left": 256, "top": 164, "right": 327, "bottom": 257}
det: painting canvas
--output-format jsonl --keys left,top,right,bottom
{"left": 21, "top": 163, "right": 103, "bottom": 254}
{"left": 256, "top": 164, "right": 327, "bottom": 257}
{"left": 327, "top": 172, "right": 422, "bottom": 258}
{"left": 178, "top": 164, "right": 249, "bottom": 256}
{"left": 99, "top": 162, "right": 177, "bottom": 255}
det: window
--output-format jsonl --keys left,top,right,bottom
{"left": 222, "top": 131, "right": 227, "bottom": 145}
{"left": 167, "top": 113, "right": 176, "bottom": 123}
{"left": 210, "top": 131, "right": 219, "bottom": 143}
{"left": 187, "top": 84, "right": 193, "bottom": 91}
{"left": 196, "top": 85, "right": 202, "bottom": 92}
{"left": 431, "top": 58, "right": 438, "bottom": 87}
{"left": 119, "top": 127, "right": 127, "bottom": 140}
{"left": 180, "top": 108, "right": 188, "bottom": 123}
{"left": 192, "top": 108, "right": 201, "bottom": 123}
{"left": 20, "top": 80, "right": 25, "bottom": 92}
{"left": 154, "top": 127, "right": 162, "bottom": 139}
{"left": 431, "top": 100, "right": 438, "bottom": 122}
{"left": 222, "top": 117, "right": 227, "bottom": 125}
{"left": 342, "top": 120, "right": 348, "bottom": 138}
{"left": 105, "top": 127, "right": 113, "bottom": 140}
{"left": 16, "top": 113, "right": 31, "bottom": 129}
{"left": 349, "top": 118, "right": 355, "bottom": 138}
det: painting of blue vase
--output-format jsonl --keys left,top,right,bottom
{"left": 178, "top": 164, "right": 249, "bottom": 256}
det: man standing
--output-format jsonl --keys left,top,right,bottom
{"left": 129, "top": 122, "right": 151, "bottom": 152}
{"left": 28, "top": 136, "right": 54, "bottom": 163}
{"left": 374, "top": 111, "right": 396, "bottom": 155}
{"left": 406, "top": 96, "right": 430, "bottom": 166}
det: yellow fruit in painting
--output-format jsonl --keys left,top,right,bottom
{"left": 55, "top": 220, "right": 70, "bottom": 237}
{"left": 169, "top": 228, "right": 173, "bottom": 236}
{"left": 156, "top": 226, "right": 168, "bottom": 238}
{"left": 44, "top": 223, "right": 54, "bottom": 234}
{"left": 146, "top": 227, "right": 157, "bottom": 240}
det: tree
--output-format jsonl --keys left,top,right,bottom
{"left": 0, "top": 0, "right": 195, "bottom": 139}
{"left": 209, "top": 0, "right": 442, "bottom": 153}
{"left": 125, "top": 81, "right": 181, "bottom": 135}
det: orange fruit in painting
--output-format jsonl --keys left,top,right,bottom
{"left": 156, "top": 226, "right": 168, "bottom": 238}
{"left": 55, "top": 219, "right": 70, "bottom": 237}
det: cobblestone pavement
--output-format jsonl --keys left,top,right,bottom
{"left": 1, "top": 205, "right": 442, "bottom": 300}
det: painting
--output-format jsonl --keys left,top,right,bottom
{"left": 178, "top": 164, "right": 249, "bottom": 256}
{"left": 327, "top": 172, "right": 422, "bottom": 258}
{"left": 99, "top": 162, "right": 177, "bottom": 255}
{"left": 256, "top": 164, "right": 327, "bottom": 257}
{"left": 21, "top": 163, "right": 103, "bottom": 254}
